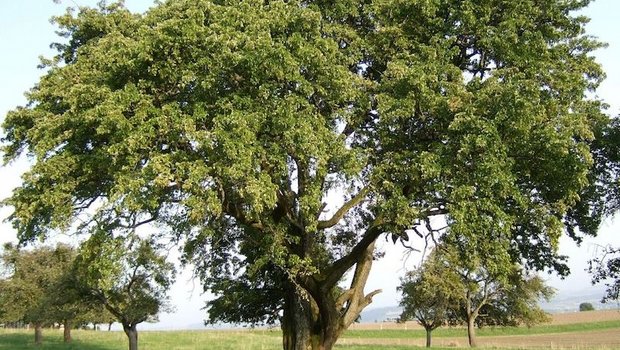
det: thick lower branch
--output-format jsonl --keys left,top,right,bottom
{"left": 322, "top": 217, "right": 384, "bottom": 288}
{"left": 340, "top": 241, "right": 381, "bottom": 329}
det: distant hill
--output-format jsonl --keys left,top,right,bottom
{"left": 360, "top": 306, "right": 403, "bottom": 323}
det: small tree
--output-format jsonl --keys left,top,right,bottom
{"left": 73, "top": 230, "right": 175, "bottom": 350}
{"left": 398, "top": 250, "right": 461, "bottom": 347}
{"left": 47, "top": 260, "right": 101, "bottom": 343}
{"left": 0, "top": 243, "right": 77, "bottom": 345}
{"left": 420, "top": 243, "right": 553, "bottom": 347}
{"left": 579, "top": 302, "right": 595, "bottom": 312}
{"left": 81, "top": 306, "right": 117, "bottom": 331}
{"left": 477, "top": 273, "right": 554, "bottom": 328}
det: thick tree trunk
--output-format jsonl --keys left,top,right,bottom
{"left": 279, "top": 228, "right": 380, "bottom": 350}
{"left": 281, "top": 285, "right": 340, "bottom": 350}
{"left": 425, "top": 327, "right": 432, "bottom": 348}
{"left": 123, "top": 323, "right": 139, "bottom": 350}
{"left": 34, "top": 323, "right": 43, "bottom": 345}
{"left": 280, "top": 242, "right": 379, "bottom": 350}
{"left": 63, "top": 319, "right": 72, "bottom": 343}
{"left": 282, "top": 289, "right": 316, "bottom": 350}
{"left": 467, "top": 317, "right": 477, "bottom": 347}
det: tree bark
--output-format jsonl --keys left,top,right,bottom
{"left": 108, "top": 322, "right": 113, "bottom": 331}
{"left": 34, "top": 323, "right": 43, "bottom": 345}
{"left": 63, "top": 319, "right": 72, "bottom": 343}
{"left": 467, "top": 317, "right": 477, "bottom": 347}
{"left": 281, "top": 283, "right": 343, "bottom": 350}
{"left": 282, "top": 287, "right": 317, "bottom": 350}
{"left": 425, "top": 327, "right": 432, "bottom": 348}
{"left": 123, "top": 323, "right": 139, "bottom": 350}
{"left": 280, "top": 241, "right": 379, "bottom": 350}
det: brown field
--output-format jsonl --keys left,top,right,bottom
{"left": 343, "top": 310, "right": 620, "bottom": 349}
{"left": 549, "top": 309, "right": 620, "bottom": 325}
{"left": 349, "top": 309, "right": 620, "bottom": 330}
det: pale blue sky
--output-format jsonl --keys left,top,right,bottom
{"left": 1, "top": 0, "right": 619, "bottom": 329}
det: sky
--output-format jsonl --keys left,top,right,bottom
{"left": 0, "top": 0, "right": 619, "bottom": 330}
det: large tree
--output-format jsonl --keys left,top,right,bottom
{"left": 73, "top": 231, "right": 175, "bottom": 350}
{"left": 1, "top": 1, "right": 613, "bottom": 349}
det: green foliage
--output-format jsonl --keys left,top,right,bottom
{"left": 1, "top": 0, "right": 615, "bottom": 347}
{"left": 73, "top": 232, "right": 175, "bottom": 327}
{"left": 401, "top": 244, "right": 554, "bottom": 333}
{"left": 478, "top": 273, "right": 554, "bottom": 328}
{"left": 579, "top": 302, "right": 595, "bottom": 312}
{"left": 0, "top": 244, "right": 77, "bottom": 326}
{"left": 585, "top": 115, "right": 620, "bottom": 304}
{"left": 398, "top": 249, "right": 461, "bottom": 331}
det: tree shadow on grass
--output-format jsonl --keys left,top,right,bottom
{"left": 0, "top": 331, "right": 118, "bottom": 350}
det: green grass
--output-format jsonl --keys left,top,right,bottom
{"left": 1, "top": 320, "right": 619, "bottom": 350}
{"left": 340, "top": 320, "right": 620, "bottom": 339}
{"left": 0, "top": 329, "right": 432, "bottom": 350}
{"left": 0, "top": 329, "right": 281, "bottom": 350}
{"left": 0, "top": 329, "right": 511, "bottom": 350}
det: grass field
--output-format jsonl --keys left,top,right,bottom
{"left": 339, "top": 319, "right": 620, "bottom": 338}
{"left": 1, "top": 310, "right": 619, "bottom": 350}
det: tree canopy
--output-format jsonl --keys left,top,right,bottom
{"left": 398, "top": 249, "right": 461, "bottom": 348}
{"left": 0, "top": 244, "right": 77, "bottom": 344}
{"left": 399, "top": 243, "right": 553, "bottom": 347}
{"left": 73, "top": 232, "right": 175, "bottom": 350}
{"left": 579, "top": 301, "right": 595, "bottom": 311}
{"left": 1, "top": 1, "right": 614, "bottom": 349}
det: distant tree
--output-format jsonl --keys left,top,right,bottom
{"left": 477, "top": 273, "right": 554, "bottom": 328}
{"left": 417, "top": 243, "right": 553, "bottom": 347}
{"left": 398, "top": 250, "right": 461, "bottom": 347}
{"left": 73, "top": 230, "right": 175, "bottom": 350}
{"left": 47, "top": 257, "right": 103, "bottom": 343}
{"left": 579, "top": 302, "right": 595, "bottom": 312}
{"left": 0, "top": 243, "right": 77, "bottom": 345}
{"left": 81, "top": 305, "right": 117, "bottom": 331}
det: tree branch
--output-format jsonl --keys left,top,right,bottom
{"left": 317, "top": 186, "right": 370, "bottom": 229}
{"left": 119, "top": 216, "right": 157, "bottom": 230}
{"left": 340, "top": 240, "right": 382, "bottom": 329}
{"left": 321, "top": 216, "right": 384, "bottom": 288}
{"left": 277, "top": 190, "right": 304, "bottom": 232}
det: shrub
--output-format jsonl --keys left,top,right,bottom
{"left": 579, "top": 302, "right": 595, "bottom": 311}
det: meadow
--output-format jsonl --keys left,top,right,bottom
{"left": 1, "top": 310, "right": 619, "bottom": 350}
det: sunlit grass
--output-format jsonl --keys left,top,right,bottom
{"left": 0, "top": 329, "right": 281, "bottom": 350}
{"left": 1, "top": 320, "right": 619, "bottom": 350}
{"left": 340, "top": 320, "right": 620, "bottom": 339}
